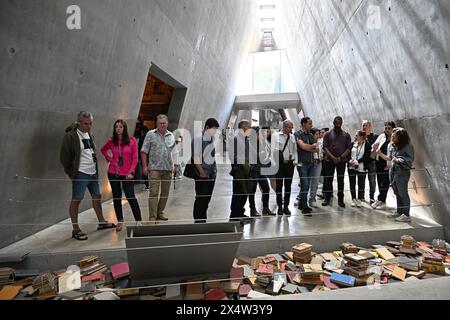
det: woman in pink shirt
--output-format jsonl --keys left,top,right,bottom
{"left": 101, "top": 120, "right": 142, "bottom": 231}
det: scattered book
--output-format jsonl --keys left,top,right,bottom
{"left": 283, "top": 252, "right": 294, "bottom": 261}
{"left": 82, "top": 273, "right": 104, "bottom": 282}
{"left": 0, "top": 285, "right": 23, "bottom": 300}
{"left": 247, "top": 290, "right": 271, "bottom": 299}
{"left": 204, "top": 288, "right": 226, "bottom": 300}
{"left": 110, "top": 263, "right": 130, "bottom": 280}
{"left": 242, "top": 265, "right": 254, "bottom": 277}
{"left": 263, "top": 255, "right": 277, "bottom": 264}
{"left": 238, "top": 284, "right": 252, "bottom": 296}
{"left": 285, "top": 261, "right": 297, "bottom": 271}
{"left": 330, "top": 273, "right": 355, "bottom": 287}
{"left": 281, "top": 283, "right": 298, "bottom": 294}
{"left": 229, "top": 267, "right": 244, "bottom": 283}
{"left": 246, "top": 275, "right": 258, "bottom": 287}
{"left": 59, "top": 290, "right": 87, "bottom": 300}
{"left": 0, "top": 268, "right": 15, "bottom": 287}
{"left": 237, "top": 256, "right": 252, "bottom": 266}
{"left": 222, "top": 282, "right": 240, "bottom": 294}
{"left": 14, "top": 269, "right": 39, "bottom": 279}
{"left": 206, "top": 278, "right": 222, "bottom": 289}
{"left": 273, "top": 273, "right": 287, "bottom": 285}
{"left": 375, "top": 247, "right": 396, "bottom": 261}
{"left": 322, "top": 275, "right": 340, "bottom": 290}
{"left": 321, "top": 253, "right": 338, "bottom": 261}
{"left": 398, "top": 257, "right": 420, "bottom": 271}
{"left": 251, "top": 257, "right": 263, "bottom": 270}
{"left": 256, "top": 264, "right": 274, "bottom": 276}
{"left": 185, "top": 281, "right": 204, "bottom": 300}
{"left": 58, "top": 271, "right": 81, "bottom": 294}
{"left": 341, "top": 243, "right": 360, "bottom": 254}
{"left": 165, "top": 285, "right": 181, "bottom": 300}
{"left": 391, "top": 266, "right": 407, "bottom": 281}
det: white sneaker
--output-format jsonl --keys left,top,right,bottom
{"left": 352, "top": 200, "right": 358, "bottom": 207}
{"left": 376, "top": 202, "right": 387, "bottom": 210}
{"left": 136, "top": 221, "right": 143, "bottom": 226}
{"left": 371, "top": 200, "right": 382, "bottom": 209}
{"left": 355, "top": 199, "right": 362, "bottom": 208}
{"left": 309, "top": 201, "right": 318, "bottom": 208}
{"left": 372, "top": 200, "right": 386, "bottom": 209}
{"left": 395, "top": 214, "right": 411, "bottom": 222}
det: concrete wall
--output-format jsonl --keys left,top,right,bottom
{"left": 279, "top": 0, "right": 450, "bottom": 237}
{"left": 0, "top": 0, "right": 257, "bottom": 247}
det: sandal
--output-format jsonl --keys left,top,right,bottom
{"left": 72, "top": 230, "right": 88, "bottom": 241}
{"left": 97, "top": 221, "right": 116, "bottom": 230}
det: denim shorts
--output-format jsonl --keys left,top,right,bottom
{"left": 72, "top": 171, "right": 101, "bottom": 200}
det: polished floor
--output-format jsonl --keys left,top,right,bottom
{"left": 0, "top": 165, "right": 439, "bottom": 256}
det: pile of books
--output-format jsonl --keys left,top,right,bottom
{"left": 432, "top": 239, "right": 448, "bottom": 256}
{"left": 298, "top": 264, "right": 323, "bottom": 285}
{"left": 400, "top": 235, "right": 417, "bottom": 255}
{"left": 397, "top": 256, "right": 420, "bottom": 272}
{"left": 1, "top": 236, "right": 449, "bottom": 300}
{"left": 422, "top": 253, "right": 445, "bottom": 275}
{"left": 292, "top": 243, "right": 313, "bottom": 263}
{"left": 0, "top": 268, "right": 15, "bottom": 288}
{"left": 341, "top": 242, "right": 360, "bottom": 254}
{"left": 343, "top": 253, "right": 370, "bottom": 278}
{"left": 77, "top": 256, "right": 108, "bottom": 277}
{"left": 32, "top": 273, "right": 56, "bottom": 296}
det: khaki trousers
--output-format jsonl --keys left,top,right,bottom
{"left": 148, "top": 170, "right": 172, "bottom": 219}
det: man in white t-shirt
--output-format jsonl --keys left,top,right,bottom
{"left": 60, "top": 111, "right": 115, "bottom": 240}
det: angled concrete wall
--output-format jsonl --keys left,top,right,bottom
{"left": 0, "top": 0, "right": 256, "bottom": 247}
{"left": 279, "top": 0, "right": 450, "bottom": 237}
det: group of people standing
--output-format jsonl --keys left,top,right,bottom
{"left": 225, "top": 116, "right": 415, "bottom": 224}
{"left": 60, "top": 111, "right": 415, "bottom": 240}
{"left": 60, "top": 112, "right": 177, "bottom": 240}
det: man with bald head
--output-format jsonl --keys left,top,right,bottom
{"left": 271, "top": 120, "right": 298, "bottom": 215}
{"left": 322, "top": 116, "right": 352, "bottom": 208}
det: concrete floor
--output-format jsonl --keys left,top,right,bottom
{"left": 1, "top": 165, "right": 440, "bottom": 257}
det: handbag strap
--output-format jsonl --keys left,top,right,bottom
{"left": 282, "top": 134, "right": 290, "bottom": 154}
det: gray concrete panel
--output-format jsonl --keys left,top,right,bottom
{"left": 0, "top": 0, "right": 257, "bottom": 246}
{"left": 279, "top": 0, "right": 450, "bottom": 234}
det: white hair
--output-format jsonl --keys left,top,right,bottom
{"left": 77, "top": 111, "right": 93, "bottom": 122}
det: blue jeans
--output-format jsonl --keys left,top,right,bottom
{"left": 298, "top": 162, "right": 315, "bottom": 209}
{"left": 309, "top": 162, "right": 322, "bottom": 203}
{"left": 368, "top": 162, "right": 377, "bottom": 200}
{"left": 72, "top": 171, "right": 101, "bottom": 200}
{"left": 390, "top": 171, "right": 411, "bottom": 216}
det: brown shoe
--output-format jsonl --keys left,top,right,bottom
{"left": 262, "top": 207, "right": 273, "bottom": 216}
{"left": 250, "top": 208, "right": 261, "bottom": 217}
{"left": 157, "top": 213, "right": 169, "bottom": 221}
{"left": 116, "top": 222, "right": 123, "bottom": 232}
